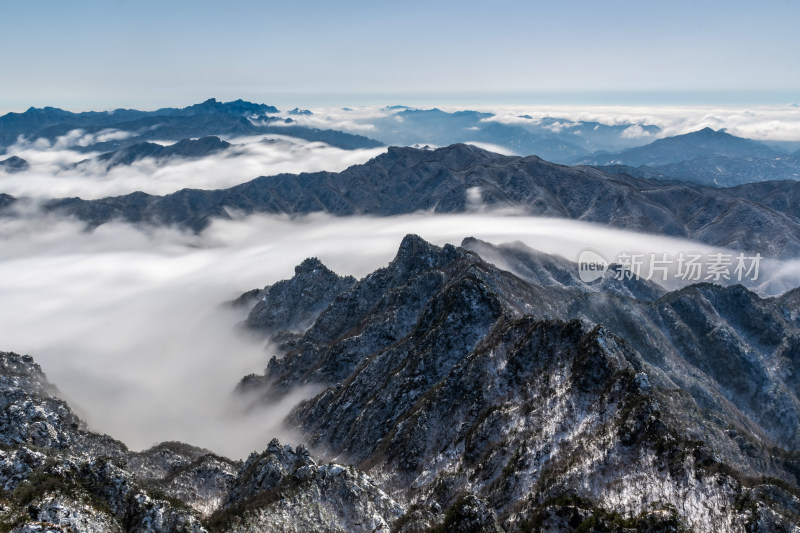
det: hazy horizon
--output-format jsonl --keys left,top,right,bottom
{"left": 2, "top": 0, "right": 797, "bottom": 114}
{"left": 2, "top": 90, "right": 799, "bottom": 117}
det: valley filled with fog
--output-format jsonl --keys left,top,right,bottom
{"left": 4, "top": 0, "right": 800, "bottom": 529}
{"left": 3, "top": 99, "right": 800, "bottom": 531}
{"left": 3, "top": 118, "right": 800, "bottom": 457}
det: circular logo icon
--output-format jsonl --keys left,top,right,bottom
{"left": 578, "top": 249, "right": 609, "bottom": 283}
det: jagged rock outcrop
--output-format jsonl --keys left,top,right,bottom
{"left": 4, "top": 232, "right": 800, "bottom": 531}
{"left": 206, "top": 439, "right": 402, "bottom": 532}
{"left": 0, "top": 352, "right": 213, "bottom": 531}
{"left": 127, "top": 442, "right": 241, "bottom": 517}
{"left": 243, "top": 257, "right": 356, "bottom": 335}
{"left": 236, "top": 235, "right": 800, "bottom": 531}
{"left": 463, "top": 239, "right": 800, "bottom": 452}
{"left": 0, "top": 351, "right": 402, "bottom": 532}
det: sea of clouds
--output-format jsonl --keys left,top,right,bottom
{"left": 2, "top": 210, "right": 799, "bottom": 459}
{"left": 2, "top": 109, "right": 800, "bottom": 459}
{"left": 281, "top": 102, "right": 800, "bottom": 144}
{"left": 0, "top": 133, "right": 386, "bottom": 199}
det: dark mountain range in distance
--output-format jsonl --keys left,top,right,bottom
{"left": 583, "top": 127, "right": 778, "bottom": 166}
{"left": 9, "top": 143, "right": 800, "bottom": 259}
{"left": 361, "top": 108, "right": 664, "bottom": 163}
{"left": 3, "top": 235, "right": 800, "bottom": 530}
{"left": 5, "top": 99, "right": 798, "bottom": 189}
{"left": 77, "top": 136, "right": 232, "bottom": 170}
{"left": 0, "top": 98, "right": 383, "bottom": 154}
{"left": 583, "top": 128, "right": 800, "bottom": 186}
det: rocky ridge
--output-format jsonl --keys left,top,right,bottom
{"left": 18, "top": 143, "right": 800, "bottom": 258}
{"left": 3, "top": 234, "right": 800, "bottom": 531}
{"left": 0, "top": 352, "right": 399, "bottom": 532}
{"left": 236, "top": 235, "right": 800, "bottom": 531}
{"left": 80, "top": 136, "right": 233, "bottom": 171}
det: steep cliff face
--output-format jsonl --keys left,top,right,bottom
{"left": 0, "top": 351, "right": 401, "bottom": 533}
{"left": 3, "top": 234, "right": 800, "bottom": 531}
{"left": 243, "top": 257, "right": 356, "bottom": 335}
{"left": 237, "top": 235, "right": 800, "bottom": 531}
{"left": 0, "top": 352, "right": 211, "bottom": 532}
{"left": 461, "top": 239, "right": 800, "bottom": 453}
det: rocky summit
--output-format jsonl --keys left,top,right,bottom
{"left": 238, "top": 234, "right": 800, "bottom": 531}
{"left": 0, "top": 351, "right": 400, "bottom": 532}
{"left": 2, "top": 234, "right": 800, "bottom": 531}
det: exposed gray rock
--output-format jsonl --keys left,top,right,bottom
{"left": 0, "top": 351, "right": 404, "bottom": 532}
{"left": 4, "top": 231, "right": 800, "bottom": 531}
{"left": 0, "top": 352, "right": 212, "bottom": 532}
{"left": 128, "top": 442, "right": 241, "bottom": 517}
{"left": 244, "top": 257, "right": 356, "bottom": 335}
{"left": 206, "top": 439, "right": 403, "bottom": 532}
{"left": 238, "top": 235, "right": 800, "bottom": 531}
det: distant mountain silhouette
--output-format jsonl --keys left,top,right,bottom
{"left": 581, "top": 128, "right": 779, "bottom": 166}
{"left": 0, "top": 99, "right": 382, "bottom": 152}
{"left": 81, "top": 136, "right": 232, "bottom": 170}
{"left": 361, "top": 108, "right": 665, "bottom": 162}
{"left": 17, "top": 143, "right": 800, "bottom": 258}
{"left": 582, "top": 128, "right": 800, "bottom": 186}
{"left": 0, "top": 155, "right": 29, "bottom": 173}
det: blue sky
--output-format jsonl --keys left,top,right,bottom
{"left": 1, "top": 0, "right": 798, "bottom": 112}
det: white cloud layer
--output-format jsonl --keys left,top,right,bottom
{"left": 2, "top": 107, "right": 800, "bottom": 459}
{"left": 476, "top": 104, "right": 800, "bottom": 142}
{"left": 0, "top": 134, "right": 386, "bottom": 200}
{"left": 1, "top": 211, "right": 799, "bottom": 459}
{"left": 285, "top": 103, "right": 800, "bottom": 142}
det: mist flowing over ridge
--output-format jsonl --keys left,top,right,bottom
{"left": 0, "top": 98, "right": 383, "bottom": 153}
{"left": 2, "top": 234, "right": 800, "bottom": 531}
{"left": 3, "top": 97, "right": 800, "bottom": 531}
{"left": 6, "top": 142, "right": 800, "bottom": 259}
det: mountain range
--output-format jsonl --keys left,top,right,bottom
{"left": 75, "top": 136, "right": 233, "bottom": 171}
{"left": 7, "top": 142, "right": 800, "bottom": 258}
{"left": 235, "top": 234, "right": 800, "bottom": 530}
{"left": 3, "top": 99, "right": 800, "bottom": 531}
{"left": 4, "top": 234, "right": 799, "bottom": 531}
{"left": 0, "top": 98, "right": 382, "bottom": 154}
{"left": 583, "top": 128, "right": 800, "bottom": 186}
{"left": 4, "top": 99, "right": 799, "bottom": 190}
{"left": 345, "top": 108, "right": 668, "bottom": 163}
{"left": 0, "top": 350, "right": 402, "bottom": 532}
